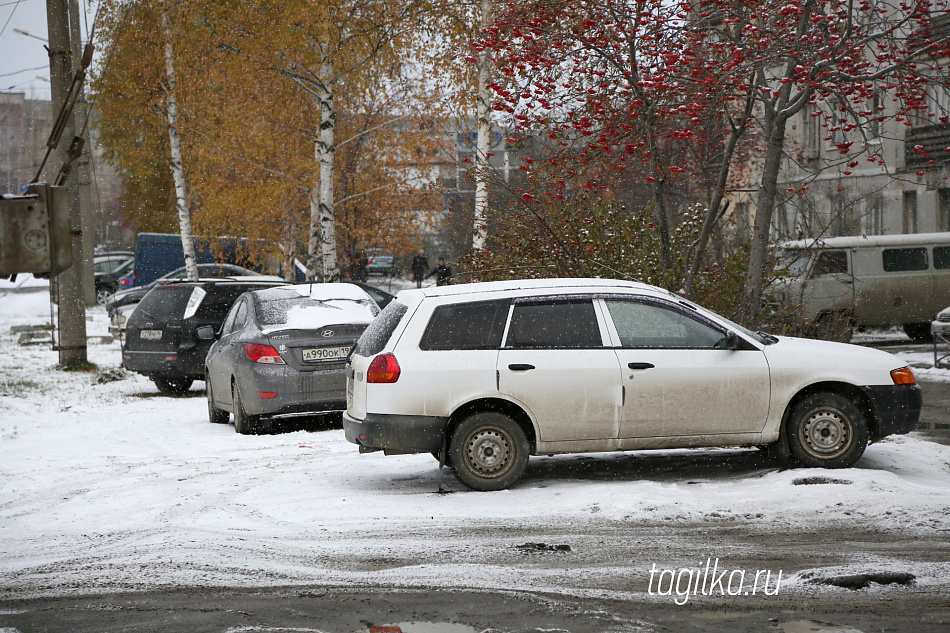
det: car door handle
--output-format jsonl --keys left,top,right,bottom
{"left": 627, "top": 362, "right": 655, "bottom": 370}
{"left": 508, "top": 363, "right": 535, "bottom": 371}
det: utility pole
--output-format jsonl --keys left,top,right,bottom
{"left": 68, "top": 0, "right": 97, "bottom": 306}
{"left": 46, "top": 0, "right": 88, "bottom": 366}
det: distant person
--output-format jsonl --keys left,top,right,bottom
{"left": 356, "top": 250, "right": 368, "bottom": 282}
{"left": 430, "top": 257, "right": 453, "bottom": 286}
{"left": 411, "top": 252, "right": 429, "bottom": 288}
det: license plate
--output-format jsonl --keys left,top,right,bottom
{"left": 302, "top": 345, "right": 351, "bottom": 362}
{"left": 140, "top": 329, "right": 163, "bottom": 340}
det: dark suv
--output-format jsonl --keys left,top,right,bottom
{"left": 122, "top": 278, "right": 287, "bottom": 394}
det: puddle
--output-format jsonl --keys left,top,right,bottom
{"left": 776, "top": 621, "right": 864, "bottom": 633}
{"left": 365, "top": 624, "right": 478, "bottom": 633}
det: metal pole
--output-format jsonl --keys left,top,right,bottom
{"left": 47, "top": 0, "right": 88, "bottom": 366}
{"left": 67, "top": 0, "right": 96, "bottom": 306}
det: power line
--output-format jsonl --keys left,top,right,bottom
{"left": 0, "top": 0, "right": 19, "bottom": 40}
{"left": 0, "top": 65, "right": 47, "bottom": 78}
{"left": 0, "top": 0, "right": 28, "bottom": 9}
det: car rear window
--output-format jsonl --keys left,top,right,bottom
{"left": 420, "top": 299, "right": 509, "bottom": 350}
{"left": 505, "top": 299, "right": 602, "bottom": 348}
{"left": 134, "top": 286, "right": 194, "bottom": 321}
{"left": 882, "top": 247, "right": 928, "bottom": 272}
{"left": 352, "top": 300, "right": 408, "bottom": 357}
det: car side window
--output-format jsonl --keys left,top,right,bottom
{"left": 232, "top": 300, "right": 248, "bottom": 332}
{"left": 420, "top": 299, "right": 509, "bottom": 350}
{"left": 810, "top": 250, "right": 848, "bottom": 277}
{"left": 605, "top": 300, "right": 724, "bottom": 349}
{"left": 220, "top": 303, "right": 239, "bottom": 336}
{"left": 505, "top": 299, "right": 602, "bottom": 349}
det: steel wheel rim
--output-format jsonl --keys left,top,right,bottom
{"left": 799, "top": 406, "right": 853, "bottom": 459}
{"left": 464, "top": 426, "right": 514, "bottom": 479}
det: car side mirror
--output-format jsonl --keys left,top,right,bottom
{"left": 196, "top": 325, "right": 216, "bottom": 340}
{"left": 725, "top": 330, "right": 741, "bottom": 350}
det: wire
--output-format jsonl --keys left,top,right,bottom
{"left": 0, "top": 0, "right": 27, "bottom": 9}
{"left": 0, "top": 0, "right": 19, "bottom": 39}
{"left": 0, "top": 65, "right": 47, "bottom": 78}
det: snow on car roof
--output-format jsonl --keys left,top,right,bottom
{"left": 399, "top": 278, "right": 669, "bottom": 302}
{"left": 255, "top": 283, "right": 378, "bottom": 332}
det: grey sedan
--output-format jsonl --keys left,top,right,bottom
{"left": 204, "top": 283, "right": 379, "bottom": 434}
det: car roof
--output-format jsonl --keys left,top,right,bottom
{"left": 401, "top": 278, "right": 670, "bottom": 301}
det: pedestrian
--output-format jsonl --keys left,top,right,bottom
{"left": 430, "top": 257, "right": 452, "bottom": 286}
{"left": 411, "top": 251, "right": 429, "bottom": 288}
{"left": 356, "top": 251, "right": 368, "bottom": 282}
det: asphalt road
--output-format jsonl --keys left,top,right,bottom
{"left": 2, "top": 349, "right": 948, "bottom": 633}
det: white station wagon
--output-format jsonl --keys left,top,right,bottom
{"left": 343, "top": 279, "right": 922, "bottom": 491}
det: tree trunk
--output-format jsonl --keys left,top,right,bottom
{"left": 160, "top": 1, "right": 198, "bottom": 282}
{"left": 306, "top": 61, "right": 338, "bottom": 282}
{"left": 745, "top": 115, "right": 789, "bottom": 320}
{"left": 472, "top": 0, "right": 491, "bottom": 251}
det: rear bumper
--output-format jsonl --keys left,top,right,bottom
{"left": 343, "top": 412, "right": 448, "bottom": 453}
{"left": 862, "top": 384, "right": 922, "bottom": 439}
{"left": 122, "top": 349, "right": 204, "bottom": 379}
{"left": 236, "top": 364, "right": 347, "bottom": 417}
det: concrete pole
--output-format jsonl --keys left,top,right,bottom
{"left": 67, "top": 0, "right": 97, "bottom": 306}
{"left": 47, "top": 0, "right": 88, "bottom": 366}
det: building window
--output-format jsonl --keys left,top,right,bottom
{"left": 902, "top": 191, "right": 918, "bottom": 234}
{"left": 940, "top": 189, "right": 950, "bottom": 232}
{"left": 803, "top": 105, "right": 820, "bottom": 160}
{"left": 868, "top": 92, "right": 882, "bottom": 140}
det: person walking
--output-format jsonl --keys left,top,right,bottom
{"left": 430, "top": 257, "right": 453, "bottom": 286}
{"left": 411, "top": 251, "right": 429, "bottom": 288}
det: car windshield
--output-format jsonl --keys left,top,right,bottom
{"left": 775, "top": 249, "right": 811, "bottom": 278}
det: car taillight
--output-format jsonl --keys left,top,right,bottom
{"left": 243, "top": 343, "right": 286, "bottom": 364}
{"left": 367, "top": 353, "right": 400, "bottom": 383}
{"left": 890, "top": 367, "right": 916, "bottom": 385}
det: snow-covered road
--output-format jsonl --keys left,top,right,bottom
{"left": 2, "top": 285, "right": 950, "bottom": 604}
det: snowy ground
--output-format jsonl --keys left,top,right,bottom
{"left": 2, "top": 283, "right": 950, "bottom": 610}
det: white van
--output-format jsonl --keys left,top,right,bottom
{"left": 771, "top": 232, "right": 950, "bottom": 341}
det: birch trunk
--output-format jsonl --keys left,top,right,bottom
{"left": 472, "top": 0, "right": 491, "bottom": 251}
{"left": 306, "top": 61, "right": 338, "bottom": 281}
{"left": 159, "top": 2, "right": 198, "bottom": 281}
{"left": 160, "top": 1, "right": 198, "bottom": 282}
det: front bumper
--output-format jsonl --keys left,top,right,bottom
{"left": 343, "top": 412, "right": 449, "bottom": 453}
{"left": 862, "top": 384, "right": 922, "bottom": 439}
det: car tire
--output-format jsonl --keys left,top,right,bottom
{"left": 206, "top": 375, "right": 229, "bottom": 424}
{"left": 96, "top": 287, "right": 113, "bottom": 306}
{"left": 233, "top": 385, "right": 260, "bottom": 435}
{"left": 449, "top": 412, "right": 530, "bottom": 491}
{"left": 902, "top": 322, "right": 932, "bottom": 343}
{"left": 812, "top": 311, "right": 853, "bottom": 343}
{"left": 785, "top": 393, "right": 868, "bottom": 469}
{"left": 152, "top": 374, "right": 194, "bottom": 395}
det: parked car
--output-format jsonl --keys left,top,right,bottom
{"left": 933, "top": 305, "right": 950, "bottom": 338}
{"left": 107, "top": 263, "right": 260, "bottom": 315}
{"left": 204, "top": 283, "right": 380, "bottom": 434}
{"left": 770, "top": 232, "right": 950, "bottom": 341}
{"left": 365, "top": 248, "right": 396, "bottom": 277}
{"left": 347, "top": 280, "right": 395, "bottom": 309}
{"left": 122, "top": 278, "right": 287, "bottom": 394}
{"left": 94, "top": 255, "right": 135, "bottom": 305}
{"left": 343, "top": 278, "right": 922, "bottom": 491}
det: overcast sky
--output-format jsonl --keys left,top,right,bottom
{"left": 0, "top": 0, "right": 99, "bottom": 101}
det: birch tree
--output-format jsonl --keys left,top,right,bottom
{"left": 159, "top": 0, "right": 198, "bottom": 281}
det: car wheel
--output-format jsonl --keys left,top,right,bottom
{"left": 152, "top": 374, "right": 194, "bottom": 395}
{"left": 449, "top": 412, "right": 530, "bottom": 491}
{"left": 232, "top": 385, "right": 260, "bottom": 435}
{"left": 206, "top": 375, "right": 229, "bottom": 424}
{"left": 812, "top": 311, "right": 853, "bottom": 343}
{"left": 786, "top": 393, "right": 868, "bottom": 469}
{"left": 902, "top": 322, "right": 932, "bottom": 343}
{"left": 96, "top": 287, "right": 113, "bottom": 306}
